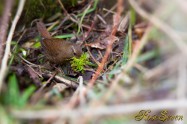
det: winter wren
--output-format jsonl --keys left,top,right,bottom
{"left": 36, "top": 21, "right": 82, "bottom": 64}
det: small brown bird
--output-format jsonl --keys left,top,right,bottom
{"left": 36, "top": 21, "right": 82, "bottom": 64}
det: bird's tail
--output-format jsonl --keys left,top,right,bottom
{"left": 36, "top": 21, "right": 52, "bottom": 39}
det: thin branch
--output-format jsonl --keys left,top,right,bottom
{"left": 101, "top": 27, "right": 152, "bottom": 103}
{"left": 42, "top": 73, "right": 79, "bottom": 89}
{"left": 57, "top": 0, "right": 91, "bottom": 30}
{"left": 65, "top": 0, "right": 124, "bottom": 108}
{"left": 0, "top": 0, "right": 14, "bottom": 64}
{"left": 177, "top": 56, "right": 187, "bottom": 99}
{"left": 89, "top": 0, "right": 123, "bottom": 86}
{"left": 175, "top": 55, "right": 187, "bottom": 124}
{"left": 0, "top": 0, "right": 26, "bottom": 92}
{"left": 74, "top": 0, "right": 124, "bottom": 108}
{"left": 12, "top": 99, "right": 187, "bottom": 119}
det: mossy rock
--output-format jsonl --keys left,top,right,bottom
{"left": 24, "top": 0, "right": 61, "bottom": 24}
{"left": 23, "top": 0, "right": 79, "bottom": 24}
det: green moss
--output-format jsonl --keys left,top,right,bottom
{"left": 61, "top": 0, "right": 78, "bottom": 7}
{"left": 0, "top": 0, "right": 78, "bottom": 24}
{"left": 0, "top": 0, "right": 4, "bottom": 16}
{"left": 70, "top": 53, "right": 92, "bottom": 73}
{"left": 23, "top": 0, "right": 79, "bottom": 24}
{"left": 23, "top": 0, "right": 61, "bottom": 24}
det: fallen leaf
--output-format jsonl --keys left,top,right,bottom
{"left": 86, "top": 35, "right": 119, "bottom": 50}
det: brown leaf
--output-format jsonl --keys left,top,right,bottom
{"left": 134, "top": 22, "right": 148, "bottom": 38}
{"left": 85, "top": 35, "right": 119, "bottom": 50}
{"left": 118, "top": 12, "right": 130, "bottom": 32}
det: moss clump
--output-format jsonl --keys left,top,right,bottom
{"left": 61, "top": 0, "right": 78, "bottom": 7}
{"left": 23, "top": 0, "right": 61, "bottom": 24}
{"left": 70, "top": 53, "right": 92, "bottom": 73}
{"left": 0, "top": 0, "right": 5, "bottom": 16}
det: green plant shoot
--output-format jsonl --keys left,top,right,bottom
{"left": 70, "top": 53, "right": 92, "bottom": 73}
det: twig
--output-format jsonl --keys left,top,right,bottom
{"left": 102, "top": 27, "right": 152, "bottom": 103}
{"left": 103, "top": 4, "right": 117, "bottom": 18}
{"left": 57, "top": 0, "right": 91, "bottom": 30}
{"left": 30, "top": 72, "right": 57, "bottom": 104}
{"left": 86, "top": 46, "right": 100, "bottom": 65}
{"left": 46, "top": 72, "right": 57, "bottom": 84}
{"left": 0, "top": 0, "right": 26, "bottom": 92}
{"left": 0, "top": 0, "right": 14, "bottom": 63}
{"left": 12, "top": 99, "right": 187, "bottom": 119}
{"left": 97, "top": 14, "right": 106, "bottom": 24}
{"left": 65, "top": 0, "right": 124, "bottom": 108}
{"left": 19, "top": 55, "right": 40, "bottom": 67}
{"left": 122, "top": 26, "right": 151, "bottom": 74}
{"left": 57, "top": 0, "right": 68, "bottom": 15}
{"left": 26, "top": 66, "right": 42, "bottom": 86}
{"left": 77, "top": 4, "right": 91, "bottom": 34}
{"left": 78, "top": 76, "right": 86, "bottom": 106}
{"left": 176, "top": 54, "right": 187, "bottom": 124}
{"left": 89, "top": 0, "right": 123, "bottom": 87}
{"left": 68, "top": 76, "right": 86, "bottom": 107}
{"left": 42, "top": 73, "right": 79, "bottom": 89}
{"left": 177, "top": 56, "right": 187, "bottom": 99}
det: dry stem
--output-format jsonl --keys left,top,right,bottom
{"left": 0, "top": 0, "right": 26, "bottom": 92}
{"left": 0, "top": 0, "right": 14, "bottom": 64}
{"left": 89, "top": 0, "right": 123, "bottom": 86}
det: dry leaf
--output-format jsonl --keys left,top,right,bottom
{"left": 86, "top": 35, "right": 119, "bottom": 50}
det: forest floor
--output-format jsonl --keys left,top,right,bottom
{"left": 0, "top": 0, "right": 186, "bottom": 124}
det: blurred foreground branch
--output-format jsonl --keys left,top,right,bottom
{"left": 128, "top": 0, "right": 187, "bottom": 55}
{"left": 12, "top": 99, "right": 187, "bottom": 119}
{"left": 0, "top": 0, "right": 14, "bottom": 64}
{"left": 0, "top": 0, "right": 26, "bottom": 92}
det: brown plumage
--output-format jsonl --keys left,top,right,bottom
{"left": 36, "top": 21, "right": 82, "bottom": 64}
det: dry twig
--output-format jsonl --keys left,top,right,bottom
{"left": 0, "top": 0, "right": 26, "bottom": 92}
{"left": 63, "top": 0, "right": 124, "bottom": 109}
{"left": 12, "top": 99, "right": 187, "bottom": 119}
{"left": 42, "top": 73, "right": 79, "bottom": 89}
{"left": 89, "top": 0, "right": 124, "bottom": 87}
{"left": 100, "top": 26, "right": 152, "bottom": 103}
{"left": 0, "top": 0, "right": 14, "bottom": 64}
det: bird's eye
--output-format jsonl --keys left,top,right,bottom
{"left": 73, "top": 51, "right": 77, "bottom": 56}
{"left": 71, "top": 46, "right": 77, "bottom": 56}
